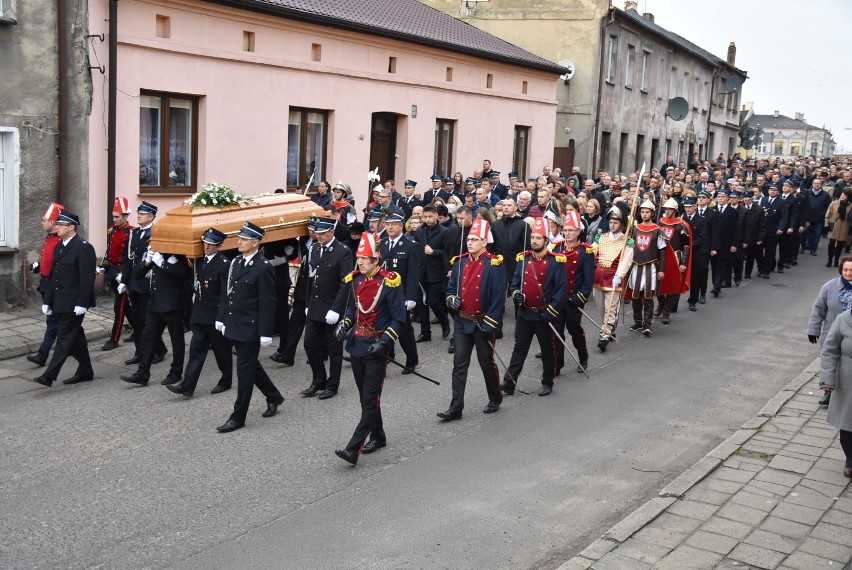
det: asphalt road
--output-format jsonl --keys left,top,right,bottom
{"left": 0, "top": 252, "right": 828, "bottom": 569}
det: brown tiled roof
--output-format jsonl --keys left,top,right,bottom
{"left": 205, "top": 0, "right": 566, "bottom": 74}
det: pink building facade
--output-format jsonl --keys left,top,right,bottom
{"left": 86, "top": 0, "right": 561, "bottom": 248}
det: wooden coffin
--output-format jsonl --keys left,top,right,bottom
{"left": 149, "top": 194, "right": 326, "bottom": 257}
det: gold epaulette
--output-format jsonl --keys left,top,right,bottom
{"left": 586, "top": 247, "right": 595, "bottom": 254}
{"left": 515, "top": 252, "right": 524, "bottom": 262}
{"left": 344, "top": 270, "right": 360, "bottom": 283}
{"left": 491, "top": 254, "right": 503, "bottom": 266}
{"left": 383, "top": 271, "right": 401, "bottom": 287}
{"left": 554, "top": 255, "right": 566, "bottom": 263}
{"left": 451, "top": 253, "right": 470, "bottom": 266}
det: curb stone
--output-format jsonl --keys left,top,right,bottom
{"left": 558, "top": 357, "right": 827, "bottom": 570}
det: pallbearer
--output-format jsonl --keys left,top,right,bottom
{"left": 333, "top": 232, "right": 405, "bottom": 465}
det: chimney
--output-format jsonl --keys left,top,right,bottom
{"left": 773, "top": 110, "right": 780, "bottom": 118}
{"left": 726, "top": 42, "right": 736, "bottom": 66}
{"left": 794, "top": 112, "right": 804, "bottom": 122}
{"left": 743, "top": 101, "right": 753, "bottom": 111}
{"left": 624, "top": 1, "right": 637, "bottom": 11}
{"left": 642, "top": 12, "right": 655, "bottom": 22}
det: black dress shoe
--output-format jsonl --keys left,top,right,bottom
{"left": 401, "top": 363, "right": 419, "bottom": 375}
{"left": 538, "top": 385, "right": 552, "bottom": 396}
{"left": 26, "top": 354, "right": 46, "bottom": 367}
{"left": 301, "top": 385, "right": 322, "bottom": 397}
{"left": 211, "top": 384, "right": 230, "bottom": 395}
{"left": 31, "top": 375, "right": 53, "bottom": 387}
{"left": 699, "top": 295, "right": 706, "bottom": 304}
{"left": 216, "top": 419, "right": 245, "bottom": 433}
{"left": 483, "top": 401, "right": 500, "bottom": 414}
{"left": 711, "top": 289, "right": 720, "bottom": 297}
{"left": 335, "top": 448, "right": 358, "bottom": 465}
{"left": 262, "top": 401, "right": 282, "bottom": 417}
{"left": 777, "top": 267, "right": 784, "bottom": 273}
{"left": 535, "top": 352, "right": 542, "bottom": 358}
{"left": 124, "top": 355, "right": 140, "bottom": 365}
{"left": 689, "top": 303, "right": 697, "bottom": 312}
{"left": 362, "top": 439, "right": 386, "bottom": 454}
{"left": 125, "top": 332, "right": 136, "bottom": 343}
{"left": 160, "top": 373, "right": 182, "bottom": 385}
{"left": 442, "top": 325, "right": 451, "bottom": 339}
{"left": 844, "top": 466, "right": 852, "bottom": 478}
{"left": 597, "top": 339, "right": 608, "bottom": 352}
{"left": 166, "top": 383, "right": 193, "bottom": 397}
{"left": 735, "top": 281, "right": 741, "bottom": 287}
{"left": 101, "top": 340, "right": 119, "bottom": 351}
{"left": 318, "top": 389, "right": 337, "bottom": 400}
{"left": 415, "top": 334, "right": 432, "bottom": 343}
{"left": 151, "top": 353, "right": 166, "bottom": 365}
{"left": 270, "top": 351, "right": 287, "bottom": 363}
{"left": 818, "top": 391, "right": 831, "bottom": 406}
{"left": 437, "top": 409, "right": 462, "bottom": 421}
{"left": 576, "top": 362, "right": 588, "bottom": 373}
{"left": 501, "top": 382, "right": 515, "bottom": 395}
{"left": 762, "top": 273, "right": 770, "bottom": 279}
{"left": 62, "top": 374, "right": 94, "bottom": 385}
{"left": 447, "top": 338, "right": 454, "bottom": 354}
{"left": 120, "top": 372, "right": 149, "bottom": 386}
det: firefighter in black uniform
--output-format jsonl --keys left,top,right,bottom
{"left": 32, "top": 210, "right": 97, "bottom": 387}
{"left": 300, "top": 216, "right": 353, "bottom": 400}
{"left": 166, "top": 228, "right": 233, "bottom": 397}
{"left": 333, "top": 232, "right": 406, "bottom": 465}
{"left": 215, "top": 222, "right": 285, "bottom": 433}
{"left": 379, "top": 206, "right": 420, "bottom": 373}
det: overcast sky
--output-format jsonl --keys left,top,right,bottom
{"left": 640, "top": 0, "right": 852, "bottom": 154}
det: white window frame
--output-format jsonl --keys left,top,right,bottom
{"left": 640, "top": 50, "right": 650, "bottom": 92}
{"left": 625, "top": 44, "right": 635, "bottom": 88}
{"left": 669, "top": 67, "right": 677, "bottom": 99}
{"left": 0, "top": 127, "right": 20, "bottom": 248}
{"left": 657, "top": 58, "right": 665, "bottom": 99}
{"left": 0, "top": 0, "right": 18, "bottom": 23}
{"left": 605, "top": 35, "right": 618, "bottom": 84}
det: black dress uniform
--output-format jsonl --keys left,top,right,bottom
{"left": 120, "top": 207, "right": 167, "bottom": 362}
{"left": 696, "top": 198, "right": 718, "bottom": 299}
{"left": 758, "top": 186, "right": 785, "bottom": 276}
{"left": 217, "top": 223, "right": 284, "bottom": 430}
{"left": 380, "top": 230, "right": 420, "bottom": 371}
{"left": 683, "top": 203, "right": 708, "bottom": 309}
{"left": 334, "top": 258, "right": 406, "bottom": 465}
{"left": 303, "top": 220, "right": 353, "bottom": 398}
{"left": 276, "top": 234, "right": 314, "bottom": 366}
{"left": 36, "top": 214, "right": 97, "bottom": 386}
{"left": 711, "top": 195, "right": 741, "bottom": 295}
{"left": 169, "top": 229, "right": 233, "bottom": 396}
{"left": 122, "top": 249, "right": 190, "bottom": 384}
{"left": 739, "top": 196, "right": 766, "bottom": 279}
{"left": 414, "top": 220, "right": 450, "bottom": 341}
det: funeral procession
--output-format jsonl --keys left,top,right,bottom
{"left": 2, "top": 0, "right": 851, "bottom": 568}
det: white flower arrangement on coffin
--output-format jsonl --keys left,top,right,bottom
{"left": 184, "top": 181, "right": 254, "bottom": 209}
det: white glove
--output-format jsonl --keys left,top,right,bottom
{"left": 73, "top": 306, "right": 87, "bottom": 316}
{"left": 95, "top": 266, "right": 106, "bottom": 275}
{"left": 41, "top": 304, "right": 52, "bottom": 316}
{"left": 145, "top": 248, "right": 153, "bottom": 263}
{"left": 31, "top": 261, "right": 40, "bottom": 273}
{"left": 260, "top": 336, "right": 273, "bottom": 347}
{"left": 325, "top": 310, "right": 340, "bottom": 325}
{"left": 305, "top": 308, "right": 309, "bottom": 316}
{"left": 215, "top": 321, "right": 225, "bottom": 333}
{"left": 269, "top": 255, "right": 287, "bottom": 267}
{"left": 116, "top": 272, "right": 122, "bottom": 282}
{"left": 117, "top": 283, "right": 127, "bottom": 294}
{"left": 166, "top": 255, "right": 177, "bottom": 265}
{"left": 612, "top": 276, "right": 622, "bottom": 288}
{"left": 151, "top": 252, "right": 165, "bottom": 267}
{"left": 405, "top": 300, "right": 416, "bottom": 311}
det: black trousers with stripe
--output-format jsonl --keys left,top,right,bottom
{"left": 345, "top": 353, "right": 388, "bottom": 454}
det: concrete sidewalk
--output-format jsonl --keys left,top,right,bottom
{"left": 0, "top": 302, "right": 117, "bottom": 360}
{"left": 560, "top": 358, "right": 851, "bottom": 570}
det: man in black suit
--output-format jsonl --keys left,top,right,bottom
{"left": 273, "top": 231, "right": 315, "bottom": 366}
{"left": 264, "top": 236, "right": 298, "bottom": 363}
{"left": 710, "top": 189, "right": 741, "bottom": 297}
{"left": 739, "top": 191, "right": 766, "bottom": 279}
{"left": 33, "top": 210, "right": 97, "bottom": 387}
{"left": 694, "top": 191, "right": 717, "bottom": 303}
{"left": 414, "top": 205, "right": 450, "bottom": 343}
{"left": 682, "top": 198, "right": 707, "bottom": 311}
{"left": 300, "top": 216, "right": 353, "bottom": 400}
{"left": 120, "top": 232, "right": 190, "bottom": 386}
{"left": 215, "top": 222, "right": 285, "bottom": 433}
{"left": 396, "top": 180, "right": 422, "bottom": 220}
{"left": 422, "top": 175, "right": 449, "bottom": 205}
{"left": 380, "top": 207, "right": 420, "bottom": 373}
{"left": 166, "top": 228, "right": 233, "bottom": 397}
{"left": 118, "top": 201, "right": 166, "bottom": 365}
{"left": 757, "top": 183, "right": 785, "bottom": 278}
{"left": 777, "top": 180, "right": 801, "bottom": 271}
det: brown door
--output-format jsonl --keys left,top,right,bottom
{"left": 553, "top": 140, "right": 575, "bottom": 173}
{"left": 370, "top": 113, "right": 397, "bottom": 183}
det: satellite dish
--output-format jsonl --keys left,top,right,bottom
{"left": 667, "top": 97, "right": 689, "bottom": 121}
{"left": 558, "top": 59, "right": 576, "bottom": 82}
{"left": 724, "top": 76, "right": 742, "bottom": 93}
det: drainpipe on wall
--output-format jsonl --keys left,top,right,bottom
{"left": 57, "top": 0, "right": 68, "bottom": 205}
{"left": 706, "top": 70, "right": 718, "bottom": 161}
{"left": 107, "top": 0, "right": 118, "bottom": 226}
